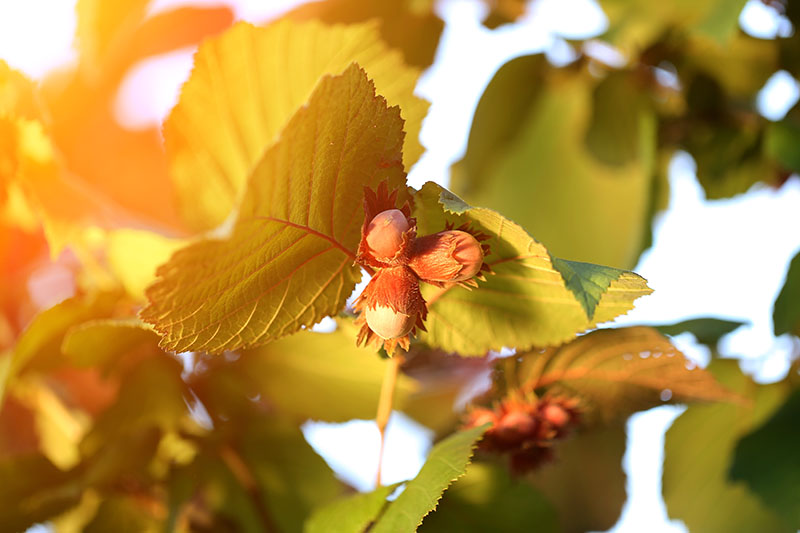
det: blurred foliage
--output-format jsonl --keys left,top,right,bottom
{"left": 1, "top": 0, "right": 799, "bottom": 531}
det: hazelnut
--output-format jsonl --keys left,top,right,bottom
{"left": 409, "top": 230, "right": 484, "bottom": 282}
{"left": 365, "top": 209, "right": 410, "bottom": 260}
{"left": 365, "top": 304, "right": 416, "bottom": 340}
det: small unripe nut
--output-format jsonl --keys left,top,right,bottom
{"left": 409, "top": 230, "right": 484, "bottom": 282}
{"left": 365, "top": 304, "right": 415, "bottom": 340}
{"left": 541, "top": 404, "right": 570, "bottom": 427}
{"left": 365, "top": 209, "right": 410, "bottom": 260}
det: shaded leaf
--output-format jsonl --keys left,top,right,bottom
{"left": 371, "top": 424, "right": 489, "bottom": 533}
{"left": 663, "top": 359, "right": 793, "bottom": 532}
{"left": 238, "top": 325, "right": 417, "bottom": 423}
{"left": 774, "top": 250, "right": 800, "bottom": 336}
{"left": 585, "top": 71, "right": 648, "bottom": 167}
{"left": 412, "top": 182, "right": 652, "bottom": 356}
{"left": 529, "top": 423, "right": 628, "bottom": 533}
{"left": 83, "top": 496, "right": 161, "bottom": 533}
{"left": 550, "top": 257, "right": 626, "bottom": 320}
{"left": 142, "top": 65, "right": 407, "bottom": 354}
{"left": 165, "top": 19, "right": 426, "bottom": 230}
{"left": 61, "top": 318, "right": 158, "bottom": 371}
{"left": 519, "top": 327, "right": 736, "bottom": 422}
{"left": 730, "top": 388, "right": 800, "bottom": 528}
{"left": 655, "top": 317, "right": 746, "bottom": 346}
{"left": 240, "top": 417, "right": 344, "bottom": 533}
{"left": 418, "top": 462, "right": 558, "bottom": 533}
{"left": 0, "top": 354, "right": 10, "bottom": 407}
{"left": 304, "top": 483, "right": 397, "bottom": 533}
{"left": 451, "top": 54, "right": 657, "bottom": 269}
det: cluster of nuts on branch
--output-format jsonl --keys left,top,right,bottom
{"left": 354, "top": 182, "right": 490, "bottom": 353}
{"left": 463, "top": 395, "right": 581, "bottom": 474}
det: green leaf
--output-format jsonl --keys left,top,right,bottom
{"left": 166, "top": 19, "right": 427, "bottom": 230}
{"left": 412, "top": 182, "right": 652, "bottom": 355}
{"left": 418, "top": 462, "right": 559, "bottom": 533}
{"left": 584, "top": 71, "right": 648, "bottom": 167}
{"left": 240, "top": 417, "right": 344, "bottom": 533}
{"left": 237, "top": 324, "right": 418, "bottom": 422}
{"left": 663, "top": 360, "right": 794, "bottom": 532}
{"left": 142, "top": 65, "right": 408, "bottom": 354}
{"left": 451, "top": 54, "right": 657, "bottom": 270}
{"left": 304, "top": 483, "right": 397, "bottom": 533}
{"left": 519, "top": 327, "right": 737, "bottom": 422}
{"left": 371, "top": 424, "right": 489, "bottom": 533}
{"left": 529, "top": 423, "right": 628, "bottom": 533}
{"left": 0, "top": 454, "right": 83, "bottom": 532}
{"left": 655, "top": 317, "right": 745, "bottom": 346}
{"left": 550, "top": 258, "right": 625, "bottom": 320}
{"left": 774, "top": 251, "right": 800, "bottom": 337}
{"left": 61, "top": 318, "right": 159, "bottom": 371}
{"left": 83, "top": 496, "right": 160, "bottom": 533}
{"left": 729, "top": 388, "right": 800, "bottom": 528}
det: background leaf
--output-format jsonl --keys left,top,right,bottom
{"left": 412, "top": 182, "right": 652, "bottom": 355}
{"left": 142, "top": 65, "right": 407, "bottom": 353}
{"left": 662, "top": 360, "right": 793, "bottom": 532}
{"left": 451, "top": 55, "right": 656, "bottom": 269}
{"left": 165, "top": 19, "right": 427, "bottom": 230}
{"left": 655, "top": 317, "right": 746, "bottom": 347}
{"left": 418, "top": 462, "right": 559, "bottom": 533}
{"left": 371, "top": 424, "right": 488, "bottom": 533}
{"left": 729, "top": 388, "right": 800, "bottom": 528}
{"left": 518, "top": 327, "right": 737, "bottom": 422}
{"left": 773, "top": 250, "right": 800, "bottom": 337}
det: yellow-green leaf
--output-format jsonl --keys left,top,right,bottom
{"left": 371, "top": 424, "right": 489, "bottom": 533}
{"left": 518, "top": 326, "right": 738, "bottom": 422}
{"left": 165, "top": 19, "right": 426, "bottom": 231}
{"left": 412, "top": 182, "right": 652, "bottom": 356}
{"left": 106, "top": 229, "right": 184, "bottom": 301}
{"left": 61, "top": 318, "right": 158, "bottom": 370}
{"left": 142, "top": 65, "right": 407, "bottom": 354}
{"left": 304, "top": 483, "right": 397, "bottom": 533}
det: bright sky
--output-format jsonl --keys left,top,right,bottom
{"left": 2, "top": 1, "right": 799, "bottom": 532}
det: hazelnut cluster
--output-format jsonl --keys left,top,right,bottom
{"left": 353, "top": 182, "right": 490, "bottom": 353}
{"left": 463, "top": 396, "right": 581, "bottom": 474}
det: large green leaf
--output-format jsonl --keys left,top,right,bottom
{"left": 730, "top": 388, "right": 800, "bottom": 528}
{"left": 418, "top": 462, "right": 558, "bottom": 533}
{"left": 663, "top": 360, "right": 793, "bottom": 532}
{"left": 236, "top": 324, "right": 418, "bottom": 422}
{"left": 773, "top": 250, "right": 800, "bottom": 337}
{"left": 529, "top": 423, "right": 628, "bottom": 533}
{"left": 518, "top": 327, "right": 737, "bottom": 422}
{"left": 304, "top": 483, "right": 397, "bottom": 533}
{"left": 371, "top": 424, "right": 489, "bottom": 533}
{"left": 165, "top": 19, "right": 426, "bottom": 230}
{"left": 61, "top": 318, "right": 159, "bottom": 371}
{"left": 412, "top": 182, "right": 652, "bottom": 355}
{"left": 451, "top": 55, "right": 656, "bottom": 270}
{"left": 142, "top": 65, "right": 407, "bottom": 354}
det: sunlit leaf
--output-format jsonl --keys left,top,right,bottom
{"left": 165, "top": 19, "right": 426, "bottom": 230}
{"left": 529, "top": 423, "right": 627, "bottom": 533}
{"left": 106, "top": 229, "right": 183, "bottom": 301}
{"left": 663, "top": 360, "right": 793, "bottom": 532}
{"left": 518, "top": 327, "right": 737, "bottom": 422}
{"left": 371, "top": 424, "right": 489, "bottom": 532}
{"left": 75, "top": 0, "right": 150, "bottom": 74}
{"left": 550, "top": 258, "right": 626, "bottom": 320}
{"left": 655, "top": 317, "right": 746, "bottom": 346}
{"left": 285, "top": 0, "right": 443, "bottom": 68}
{"left": 774, "top": 250, "right": 800, "bottom": 336}
{"left": 142, "top": 65, "right": 406, "bottom": 353}
{"left": 238, "top": 324, "right": 418, "bottom": 423}
{"left": 730, "top": 388, "right": 800, "bottom": 528}
{"left": 451, "top": 55, "right": 656, "bottom": 269}
{"left": 305, "top": 483, "right": 397, "bottom": 533}
{"left": 418, "top": 462, "right": 558, "bottom": 532}
{"left": 412, "top": 182, "right": 652, "bottom": 356}
{"left": 0, "top": 354, "right": 10, "bottom": 407}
